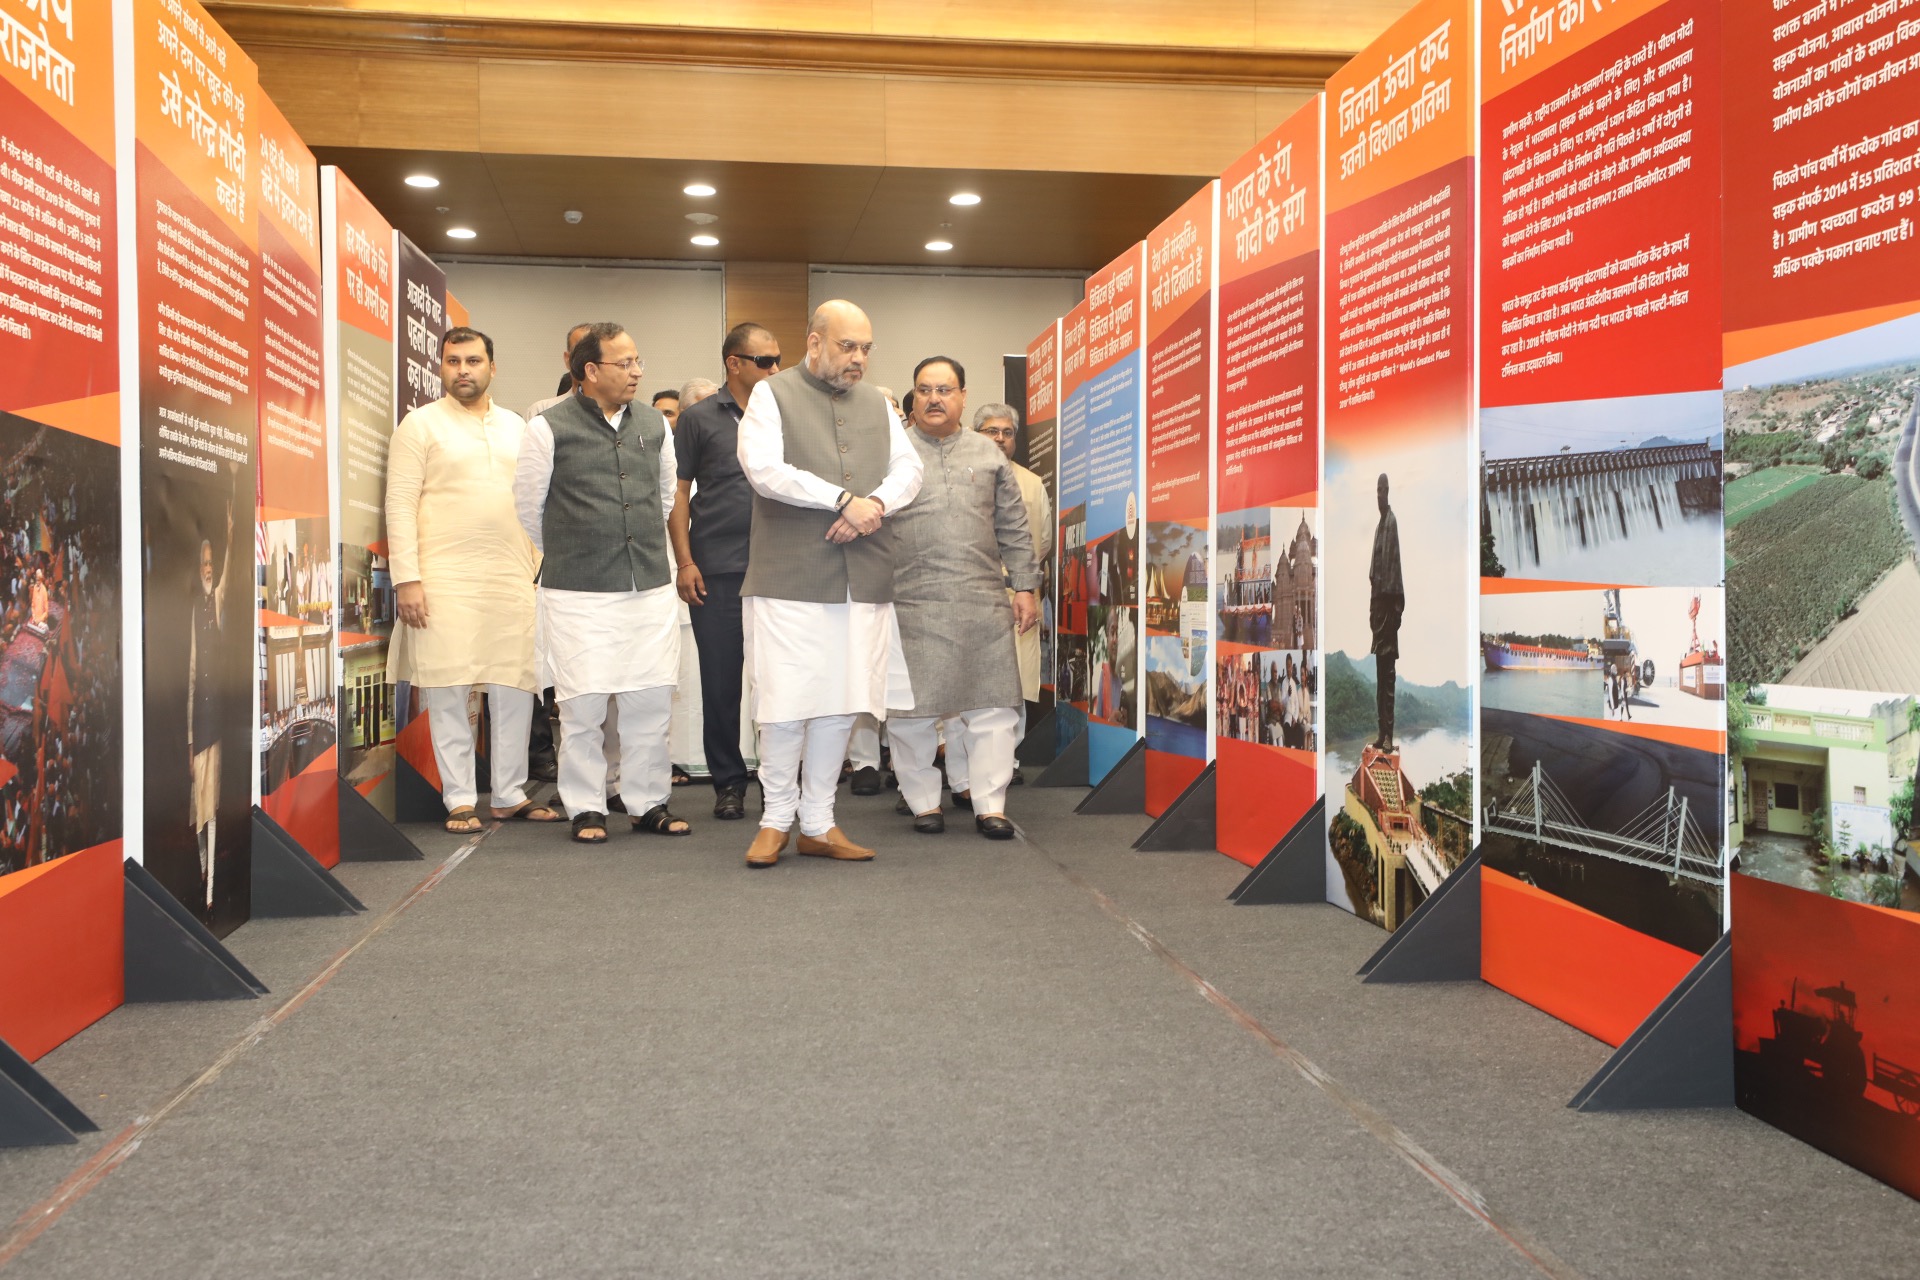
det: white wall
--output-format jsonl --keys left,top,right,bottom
{"left": 808, "top": 269, "right": 1084, "bottom": 411}
{"left": 439, "top": 261, "right": 727, "bottom": 421}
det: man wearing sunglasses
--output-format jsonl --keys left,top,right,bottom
{"left": 514, "top": 323, "right": 692, "bottom": 844}
{"left": 668, "top": 322, "right": 781, "bottom": 821}
{"left": 736, "top": 300, "right": 923, "bottom": 867}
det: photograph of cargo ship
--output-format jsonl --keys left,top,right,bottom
{"left": 1480, "top": 589, "right": 1602, "bottom": 719}
{"left": 1481, "top": 390, "right": 1723, "bottom": 587}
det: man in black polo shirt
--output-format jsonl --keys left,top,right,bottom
{"left": 669, "top": 321, "right": 781, "bottom": 820}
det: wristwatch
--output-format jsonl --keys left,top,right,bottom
{"left": 835, "top": 490, "right": 852, "bottom": 512}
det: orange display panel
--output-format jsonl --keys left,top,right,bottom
{"left": 0, "top": 844, "right": 124, "bottom": 1062}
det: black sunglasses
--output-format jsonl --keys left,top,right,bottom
{"left": 732, "top": 353, "right": 779, "bottom": 369}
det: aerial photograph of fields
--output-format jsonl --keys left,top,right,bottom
{"left": 1724, "top": 311, "right": 1920, "bottom": 691}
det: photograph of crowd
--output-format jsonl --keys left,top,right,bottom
{"left": 1216, "top": 648, "right": 1317, "bottom": 751}
{"left": 0, "top": 414, "right": 122, "bottom": 876}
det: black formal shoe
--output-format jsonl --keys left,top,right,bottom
{"left": 606, "top": 795, "right": 628, "bottom": 814}
{"left": 894, "top": 795, "right": 912, "bottom": 816}
{"left": 950, "top": 789, "right": 973, "bottom": 811}
{"left": 527, "top": 753, "right": 558, "bottom": 784}
{"left": 913, "top": 811, "right": 945, "bottom": 835}
{"left": 975, "top": 814, "right": 1015, "bottom": 840}
{"left": 850, "top": 766, "right": 883, "bottom": 796}
{"left": 1009, "top": 768, "right": 1025, "bottom": 787}
{"left": 714, "top": 786, "right": 746, "bottom": 820}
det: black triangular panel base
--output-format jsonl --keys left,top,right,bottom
{"left": 1030, "top": 727, "right": 1089, "bottom": 788}
{"left": 338, "top": 783, "right": 422, "bottom": 861}
{"left": 1075, "top": 739, "right": 1147, "bottom": 815}
{"left": 1015, "top": 707, "right": 1057, "bottom": 767}
{"left": 1357, "top": 846, "right": 1481, "bottom": 983}
{"left": 394, "top": 752, "right": 445, "bottom": 826}
{"left": 1134, "top": 764, "right": 1216, "bottom": 851}
{"left": 1569, "top": 934, "right": 1733, "bottom": 1111}
{"left": 0, "top": 1036, "right": 95, "bottom": 1148}
{"left": 123, "top": 859, "right": 266, "bottom": 1001}
{"left": 252, "top": 807, "right": 365, "bottom": 917}
{"left": 1228, "top": 799, "right": 1326, "bottom": 903}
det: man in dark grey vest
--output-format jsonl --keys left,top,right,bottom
{"left": 513, "top": 323, "right": 692, "bottom": 844}
{"left": 736, "top": 300, "right": 924, "bottom": 868}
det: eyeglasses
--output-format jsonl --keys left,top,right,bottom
{"left": 731, "top": 353, "right": 780, "bottom": 370}
{"left": 832, "top": 339, "right": 874, "bottom": 356}
{"left": 976, "top": 426, "right": 1016, "bottom": 438}
{"left": 914, "top": 384, "right": 961, "bottom": 399}
{"left": 592, "top": 356, "right": 645, "bottom": 374}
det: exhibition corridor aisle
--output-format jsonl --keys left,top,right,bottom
{"left": 1, "top": 787, "right": 1916, "bottom": 1277}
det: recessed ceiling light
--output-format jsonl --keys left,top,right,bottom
{"left": 948, "top": 192, "right": 981, "bottom": 206}
{"left": 405, "top": 174, "right": 440, "bottom": 189}
{"left": 446, "top": 227, "right": 477, "bottom": 240}
{"left": 690, "top": 234, "right": 720, "bottom": 247}
{"left": 684, "top": 183, "right": 717, "bottom": 197}
{"left": 925, "top": 240, "right": 953, "bottom": 252}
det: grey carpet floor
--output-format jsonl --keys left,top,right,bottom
{"left": 2, "top": 781, "right": 1917, "bottom": 1278}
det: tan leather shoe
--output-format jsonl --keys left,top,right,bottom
{"left": 796, "top": 826, "right": 875, "bottom": 861}
{"left": 746, "top": 826, "right": 790, "bottom": 869}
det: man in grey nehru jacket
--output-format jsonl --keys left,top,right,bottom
{"left": 736, "top": 301, "right": 923, "bottom": 867}
{"left": 888, "top": 357, "right": 1039, "bottom": 840}
{"left": 513, "top": 323, "right": 691, "bottom": 844}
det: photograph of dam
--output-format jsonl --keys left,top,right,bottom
{"left": 1481, "top": 391, "right": 1724, "bottom": 587}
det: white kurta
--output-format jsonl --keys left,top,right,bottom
{"left": 735, "top": 377, "right": 923, "bottom": 724}
{"left": 512, "top": 402, "right": 681, "bottom": 702}
{"left": 385, "top": 396, "right": 538, "bottom": 690}
{"left": 1012, "top": 461, "right": 1053, "bottom": 702}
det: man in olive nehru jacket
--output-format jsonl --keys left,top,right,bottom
{"left": 514, "top": 323, "right": 691, "bottom": 844}
{"left": 736, "top": 300, "right": 924, "bottom": 867}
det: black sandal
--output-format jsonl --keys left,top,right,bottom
{"left": 632, "top": 804, "right": 692, "bottom": 836}
{"left": 571, "top": 811, "right": 609, "bottom": 843}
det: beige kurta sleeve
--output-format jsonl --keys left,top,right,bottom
{"left": 385, "top": 407, "right": 429, "bottom": 585}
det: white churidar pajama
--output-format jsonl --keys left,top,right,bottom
{"left": 892, "top": 706, "right": 1019, "bottom": 818}
{"left": 514, "top": 402, "right": 682, "bottom": 821}
{"left": 422, "top": 684, "right": 535, "bottom": 811}
{"left": 736, "top": 379, "right": 924, "bottom": 836}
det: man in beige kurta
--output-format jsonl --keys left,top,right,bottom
{"left": 387, "top": 326, "right": 552, "bottom": 831}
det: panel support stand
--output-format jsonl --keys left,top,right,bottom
{"left": 1133, "top": 763, "right": 1216, "bottom": 851}
{"left": 1228, "top": 798, "right": 1326, "bottom": 903}
{"left": 338, "top": 783, "right": 422, "bottom": 861}
{"left": 1075, "top": 738, "right": 1146, "bottom": 815}
{"left": 123, "top": 859, "right": 266, "bottom": 1001}
{"left": 1015, "top": 706, "right": 1057, "bottom": 767}
{"left": 252, "top": 807, "right": 365, "bottom": 917}
{"left": 1358, "top": 847, "right": 1481, "bottom": 982}
{"left": 0, "top": 1037, "right": 96, "bottom": 1148}
{"left": 1569, "top": 934, "right": 1733, "bottom": 1111}
{"left": 1030, "top": 726, "right": 1089, "bottom": 789}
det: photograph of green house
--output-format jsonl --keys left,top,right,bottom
{"left": 1731, "top": 685, "right": 1919, "bottom": 911}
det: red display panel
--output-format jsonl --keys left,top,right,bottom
{"left": 1322, "top": 0, "right": 1477, "bottom": 930}
{"left": 1142, "top": 183, "right": 1216, "bottom": 815}
{"left": 1213, "top": 99, "right": 1324, "bottom": 865}
{"left": 1475, "top": 0, "right": 1728, "bottom": 1037}
{"left": 133, "top": 0, "right": 259, "bottom": 934}
{"left": 1053, "top": 299, "right": 1092, "bottom": 755}
{"left": 255, "top": 93, "right": 338, "bottom": 866}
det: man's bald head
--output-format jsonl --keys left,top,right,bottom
{"left": 805, "top": 298, "right": 873, "bottom": 391}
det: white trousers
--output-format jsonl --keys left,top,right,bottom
{"left": 757, "top": 714, "right": 856, "bottom": 837}
{"left": 848, "top": 713, "right": 885, "bottom": 769}
{"left": 422, "top": 684, "right": 535, "bottom": 811}
{"left": 559, "top": 688, "right": 672, "bottom": 819}
{"left": 893, "top": 706, "right": 1019, "bottom": 818}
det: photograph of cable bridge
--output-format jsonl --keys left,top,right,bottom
{"left": 1725, "top": 310, "right": 1920, "bottom": 692}
{"left": 1481, "top": 707, "right": 1725, "bottom": 954}
{"left": 1480, "top": 391, "right": 1723, "bottom": 587}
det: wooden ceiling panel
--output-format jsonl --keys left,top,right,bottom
{"left": 867, "top": 0, "right": 1257, "bottom": 47}
{"left": 843, "top": 168, "right": 1210, "bottom": 270}
{"left": 309, "top": 148, "right": 1211, "bottom": 270}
